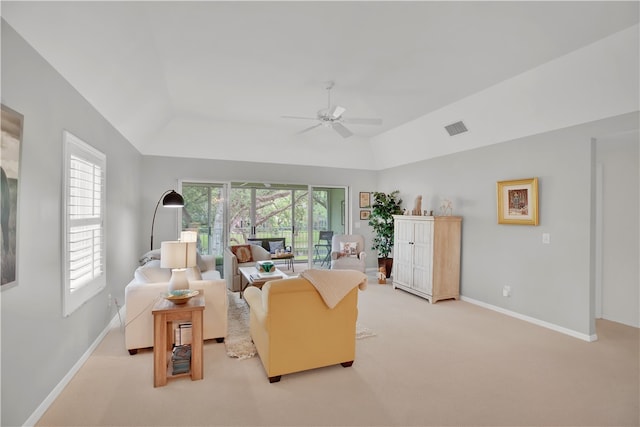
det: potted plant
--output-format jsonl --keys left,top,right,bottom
{"left": 368, "top": 190, "right": 403, "bottom": 278}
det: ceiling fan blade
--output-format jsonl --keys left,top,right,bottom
{"left": 296, "top": 123, "right": 322, "bottom": 135}
{"left": 332, "top": 122, "right": 353, "bottom": 138}
{"left": 342, "top": 117, "right": 383, "bottom": 125}
{"left": 282, "top": 115, "right": 317, "bottom": 121}
{"left": 329, "top": 105, "right": 346, "bottom": 119}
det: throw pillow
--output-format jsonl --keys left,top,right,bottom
{"left": 268, "top": 240, "right": 284, "bottom": 254}
{"left": 339, "top": 241, "right": 358, "bottom": 257}
{"left": 138, "top": 249, "right": 161, "bottom": 266}
{"left": 248, "top": 240, "right": 262, "bottom": 247}
{"left": 231, "top": 245, "right": 253, "bottom": 263}
{"left": 195, "top": 252, "right": 208, "bottom": 272}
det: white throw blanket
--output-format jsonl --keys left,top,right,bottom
{"left": 300, "top": 269, "right": 367, "bottom": 309}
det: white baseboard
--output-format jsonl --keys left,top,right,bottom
{"left": 23, "top": 306, "right": 125, "bottom": 427}
{"left": 460, "top": 296, "right": 598, "bottom": 342}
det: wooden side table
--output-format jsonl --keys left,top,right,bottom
{"left": 152, "top": 293, "right": 204, "bottom": 387}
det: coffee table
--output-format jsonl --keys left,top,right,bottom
{"left": 239, "top": 266, "right": 287, "bottom": 298}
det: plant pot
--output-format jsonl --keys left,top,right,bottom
{"left": 378, "top": 258, "right": 393, "bottom": 278}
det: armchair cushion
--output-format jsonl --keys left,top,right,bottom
{"left": 231, "top": 244, "right": 253, "bottom": 263}
{"left": 338, "top": 241, "right": 359, "bottom": 257}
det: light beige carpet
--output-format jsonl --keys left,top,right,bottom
{"left": 35, "top": 281, "right": 639, "bottom": 427}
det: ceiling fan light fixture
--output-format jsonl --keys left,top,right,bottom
{"left": 330, "top": 105, "right": 346, "bottom": 119}
{"left": 283, "top": 82, "right": 381, "bottom": 138}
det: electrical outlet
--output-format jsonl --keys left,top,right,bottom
{"left": 502, "top": 285, "right": 511, "bottom": 297}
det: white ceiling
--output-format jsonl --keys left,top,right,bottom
{"left": 2, "top": 1, "right": 638, "bottom": 169}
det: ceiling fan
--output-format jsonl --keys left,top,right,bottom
{"left": 282, "top": 82, "right": 382, "bottom": 138}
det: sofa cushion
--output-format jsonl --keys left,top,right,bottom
{"left": 139, "top": 249, "right": 161, "bottom": 266}
{"left": 134, "top": 260, "right": 170, "bottom": 283}
{"left": 231, "top": 245, "right": 253, "bottom": 263}
{"left": 268, "top": 240, "right": 284, "bottom": 254}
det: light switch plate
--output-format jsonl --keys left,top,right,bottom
{"left": 542, "top": 233, "right": 550, "bottom": 244}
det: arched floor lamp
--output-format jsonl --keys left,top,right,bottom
{"left": 150, "top": 190, "right": 184, "bottom": 251}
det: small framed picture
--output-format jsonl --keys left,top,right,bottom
{"left": 360, "top": 210, "right": 371, "bottom": 220}
{"left": 359, "top": 192, "right": 371, "bottom": 208}
{"left": 497, "top": 177, "right": 539, "bottom": 225}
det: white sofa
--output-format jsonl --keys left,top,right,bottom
{"left": 223, "top": 244, "right": 272, "bottom": 292}
{"left": 125, "top": 252, "right": 228, "bottom": 354}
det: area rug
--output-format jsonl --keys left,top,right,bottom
{"left": 225, "top": 291, "right": 376, "bottom": 360}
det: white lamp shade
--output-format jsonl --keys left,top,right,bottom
{"left": 180, "top": 230, "right": 197, "bottom": 243}
{"left": 160, "top": 241, "right": 197, "bottom": 269}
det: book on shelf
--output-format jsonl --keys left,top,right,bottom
{"left": 171, "top": 345, "right": 191, "bottom": 375}
{"left": 256, "top": 272, "right": 283, "bottom": 279}
{"left": 174, "top": 322, "right": 192, "bottom": 346}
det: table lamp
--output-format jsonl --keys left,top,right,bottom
{"left": 161, "top": 240, "right": 196, "bottom": 291}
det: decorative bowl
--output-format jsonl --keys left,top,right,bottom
{"left": 164, "top": 289, "right": 199, "bottom": 304}
{"left": 257, "top": 260, "right": 275, "bottom": 273}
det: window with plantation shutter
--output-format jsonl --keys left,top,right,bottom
{"left": 62, "top": 131, "right": 106, "bottom": 316}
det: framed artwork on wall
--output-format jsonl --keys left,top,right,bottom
{"left": 359, "top": 192, "right": 371, "bottom": 208}
{"left": 497, "top": 177, "right": 539, "bottom": 225}
{"left": 360, "top": 210, "right": 371, "bottom": 220}
{"left": 1, "top": 104, "right": 24, "bottom": 289}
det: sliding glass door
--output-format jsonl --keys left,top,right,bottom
{"left": 310, "top": 186, "right": 346, "bottom": 268}
{"left": 180, "top": 181, "right": 347, "bottom": 273}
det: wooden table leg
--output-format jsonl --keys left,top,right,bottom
{"left": 191, "top": 310, "right": 203, "bottom": 381}
{"left": 154, "top": 313, "right": 167, "bottom": 387}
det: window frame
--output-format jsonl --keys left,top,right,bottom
{"left": 62, "top": 130, "right": 106, "bottom": 317}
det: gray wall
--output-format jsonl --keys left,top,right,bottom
{"left": 596, "top": 132, "right": 639, "bottom": 327}
{"left": 376, "top": 113, "right": 639, "bottom": 337}
{"left": 140, "top": 156, "right": 377, "bottom": 265}
{"left": 1, "top": 22, "right": 142, "bottom": 427}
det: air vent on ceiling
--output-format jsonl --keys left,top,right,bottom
{"left": 445, "top": 121, "right": 468, "bottom": 136}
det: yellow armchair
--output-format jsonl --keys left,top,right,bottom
{"left": 244, "top": 275, "right": 360, "bottom": 383}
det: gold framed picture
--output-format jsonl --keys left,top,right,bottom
{"left": 359, "top": 192, "right": 371, "bottom": 208}
{"left": 497, "top": 177, "right": 539, "bottom": 225}
{"left": 360, "top": 210, "right": 371, "bottom": 220}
